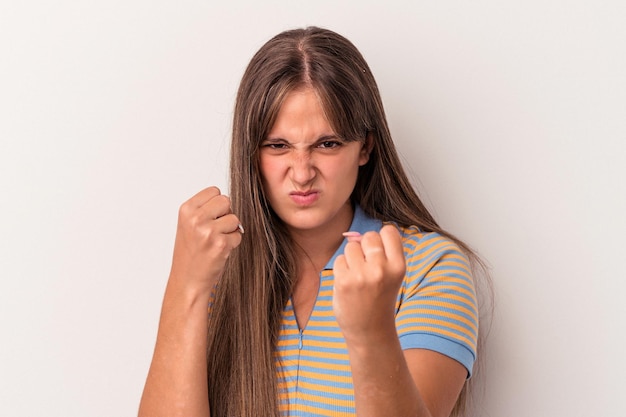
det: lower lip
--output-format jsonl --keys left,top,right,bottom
{"left": 290, "top": 192, "right": 320, "bottom": 206}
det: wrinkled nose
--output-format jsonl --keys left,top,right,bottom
{"left": 289, "top": 152, "right": 316, "bottom": 185}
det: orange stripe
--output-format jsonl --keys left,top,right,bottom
{"left": 295, "top": 358, "right": 351, "bottom": 372}
{"left": 400, "top": 298, "right": 478, "bottom": 321}
{"left": 297, "top": 379, "right": 354, "bottom": 396}
{"left": 416, "top": 285, "right": 477, "bottom": 303}
{"left": 396, "top": 307, "right": 478, "bottom": 332}
{"left": 396, "top": 315, "right": 477, "bottom": 338}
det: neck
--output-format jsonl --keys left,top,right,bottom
{"left": 289, "top": 205, "right": 354, "bottom": 271}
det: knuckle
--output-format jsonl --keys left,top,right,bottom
{"left": 211, "top": 233, "right": 227, "bottom": 250}
{"left": 187, "top": 215, "right": 199, "bottom": 230}
{"left": 370, "top": 265, "right": 385, "bottom": 280}
{"left": 346, "top": 272, "right": 366, "bottom": 289}
{"left": 225, "top": 212, "right": 239, "bottom": 223}
{"left": 203, "top": 186, "right": 221, "bottom": 200}
{"left": 232, "top": 232, "right": 243, "bottom": 248}
{"left": 214, "top": 195, "right": 231, "bottom": 210}
{"left": 361, "top": 231, "right": 378, "bottom": 244}
{"left": 179, "top": 200, "right": 192, "bottom": 218}
{"left": 218, "top": 213, "right": 239, "bottom": 231}
{"left": 206, "top": 237, "right": 230, "bottom": 260}
{"left": 211, "top": 234, "right": 237, "bottom": 257}
{"left": 388, "top": 266, "right": 406, "bottom": 282}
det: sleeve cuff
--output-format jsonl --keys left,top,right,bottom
{"left": 399, "top": 333, "right": 476, "bottom": 378}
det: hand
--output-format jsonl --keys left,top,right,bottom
{"left": 169, "top": 187, "right": 243, "bottom": 293}
{"left": 332, "top": 225, "right": 406, "bottom": 342}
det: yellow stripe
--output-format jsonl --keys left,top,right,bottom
{"left": 404, "top": 238, "right": 466, "bottom": 264}
{"left": 417, "top": 285, "right": 477, "bottom": 303}
{"left": 306, "top": 319, "right": 343, "bottom": 328}
{"left": 292, "top": 391, "right": 354, "bottom": 408}
{"left": 409, "top": 289, "right": 477, "bottom": 308}
{"left": 314, "top": 300, "right": 333, "bottom": 307}
{"left": 297, "top": 379, "right": 354, "bottom": 396}
{"left": 296, "top": 369, "right": 352, "bottom": 383}
{"left": 406, "top": 238, "right": 454, "bottom": 260}
{"left": 396, "top": 307, "right": 478, "bottom": 332}
{"left": 310, "top": 309, "right": 336, "bottom": 317}
{"left": 296, "top": 360, "right": 351, "bottom": 374}
{"left": 294, "top": 329, "right": 344, "bottom": 339}
{"left": 274, "top": 347, "right": 302, "bottom": 357}
{"left": 424, "top": 271, "right": 473, "bottom": 286}
{"left": 293, "top": 402, "right": 354, "bottom": 415}
{"left": 407, "top": 263, "right": 471, "bottom": 280}
{"left": 419, "top": 275, "right": 473, "bottom": 287}
{"left": 396, "top": 315, "right": 477, "bottom": 338}
{"left": 400, "top": 298, "right": 478, "bottom": 321}
{"left": 274, "top": 347, "right": 349, "bottom": 363}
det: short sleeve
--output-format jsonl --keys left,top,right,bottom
{"left": 394, "top": 228, "right": 479, "bottom": 376}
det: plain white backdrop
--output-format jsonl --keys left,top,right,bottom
{"left": 1, "top": 1, "right": 625, "bottom": 416}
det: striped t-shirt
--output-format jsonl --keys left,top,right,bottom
{"left": 275, "top": 206, "right": 478, "bottom": 416}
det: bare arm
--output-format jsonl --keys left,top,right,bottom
{"left": 138, "top": 187, "right": 242, "bottom": 417}
{"left": 344, "top": 333, "right": 466, "bottom": 417}
{"left": 138, "top": 278, "right": 213, "bottom": 417}
{"left": 333, "top": 226, "right": 467, "bottom": 417}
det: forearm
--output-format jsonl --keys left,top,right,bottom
{"left": 345, "top": 326, "right": 431, "bottom": 417}
{"left": 138, "top": 277, "right": 212, "bottom": 417}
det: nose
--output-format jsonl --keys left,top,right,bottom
{"left": 289, "top": 151, "right": 316, "bottom": 185}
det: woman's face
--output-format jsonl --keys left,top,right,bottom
{"left": 259, "top": 87, "right": 370, "bottom": 235}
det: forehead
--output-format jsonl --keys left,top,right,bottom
{"left": 277, "top": 87, "right": 324, "bottom": 116}
{"left": 267, "top": 87, "right": 336, "bottom": 138}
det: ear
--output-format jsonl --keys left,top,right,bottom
{"left": 358, "top": 132, "right": 374, "bottom": 166}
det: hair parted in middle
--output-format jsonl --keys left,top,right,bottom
{"left": 205, "top": 26, "right": 476, "bottom": 417}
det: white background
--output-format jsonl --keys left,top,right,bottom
{"left": 1, "top": 1, "right": 625, "bottom": 416}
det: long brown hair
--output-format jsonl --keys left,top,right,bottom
{"left": 206, "top": 26, "right": 491, "bottom": 417}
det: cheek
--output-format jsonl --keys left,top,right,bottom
{"left": 342, "top": 151, "right": 364, "bottom": 175}
{"left": 324, "top": 156, "right": 361, "bottom": 187}
{"left": 259, "top": 156, "right": 282, "bottom": 192}
{"left": 259, "top": 155, "right": 273, "bottom": 179}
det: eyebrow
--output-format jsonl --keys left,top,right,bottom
{"left": 317, "top": 134, "right": 342, "bottom": 141}
{"left": 263, "top": 134, "right": 342, "bottom": 142}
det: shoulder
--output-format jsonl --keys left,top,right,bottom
{"left": 393, "top": 225, "right": 475, "bottom": 307}
{"left": 393, "top": 226, "right": 479, "bottom": 374}
{"left": 394, "top": 225, "right": 470, "bottom": 270}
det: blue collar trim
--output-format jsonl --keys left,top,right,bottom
{"left": 324, "top": 205, "right": 383, "bottom": 270}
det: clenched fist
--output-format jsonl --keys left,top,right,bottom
{"left": 169, "top": 187, "right": 243, "bottom": 294}
{"left": 332, "top": 225, "right": 406, "bottom": 342}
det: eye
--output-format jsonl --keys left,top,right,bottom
{"left": 318, "top": 140, "right": 342, "bottom": 149}
{"left": 264, "top": 143, "right": 287, "bottom": 149}
{"left": 261, "top": 140, "right": 289, "bottom": 151}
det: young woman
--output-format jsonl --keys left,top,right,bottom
{"left": 139, "top": 27, "right": 483, "bottom": 417}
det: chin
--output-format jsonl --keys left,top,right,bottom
{"left": 285, "top": 218, "right": 323, "bottom": 231}
{"left": 281, "top": 212, "right": 327, "bottom": 231}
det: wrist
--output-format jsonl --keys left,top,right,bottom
{"left": 164, "top": 273, "right": 215, "bottom": 313}
{"left": 342, "top": 319, "right": 400, "bottom": 353}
